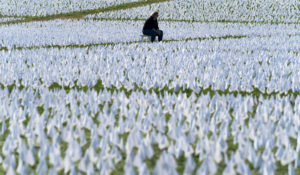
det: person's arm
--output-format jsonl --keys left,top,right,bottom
{"left": 153, "top": 20, "right": 161, "bottom": 35}
{"left": 154, "top": 20, "right": 159, "bottom": 30}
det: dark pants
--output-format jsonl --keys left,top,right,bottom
{"left": 142, "top": 29, "right": 163, "bottom": 42}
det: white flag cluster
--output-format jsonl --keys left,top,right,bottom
{"left": 88, "top": 0, "right": 299, "bottom": 23}
{"left": 0, "top": 0, "right": 299, "bottom": 174}
{"left": 0, "top": 86, "right": 299, "bottom": 174}
{"left": 0, "top": 33, "right": 299, "bottom": 93}
{"left": 0, "top": 19, "right": 298, "bottom": 48}
{"left": 0, "top": 0, "right": 140, "bottom": 17}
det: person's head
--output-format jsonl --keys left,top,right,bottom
{"left": 150, "top": 11, "right": 159, "bottom": 20}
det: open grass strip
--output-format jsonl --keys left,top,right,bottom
{"left": 0, "top": 32, "right": 298, "bottom": 52}
{"left": 90, "top": 17, "right": 300, "bottom": 25}
{"left": 1, "top": 79, "right": 300, "bottom": 99}
{"left": 0, "top": 33, "right": 273, "bottom": 51}
{"left": 0, "top": 0, "right": 170, "bottom": 26}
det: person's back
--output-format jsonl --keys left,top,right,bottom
{"left": 143, "top": 16, "right": 158, "bottom": 31}
{"left": 142, "top": 11, "right": 163, "bottom": 42}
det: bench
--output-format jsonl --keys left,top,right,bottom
{"left": 140, "top": 35, "right": 151, "bottom": 43}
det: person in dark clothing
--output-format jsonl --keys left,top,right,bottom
{"left": 142, "top": 11, "right": 163, "bottom": 42}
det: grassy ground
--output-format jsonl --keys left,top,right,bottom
{"left": 0, "top": 34, "right": 250, "bottom": 51}
{"left": 1, "top": 80, "right": 300, "bottom": 100}
{"left": 0, "top": 33, "right": 298, "bottom": 54}
{"left": 90, "top": 17, "right": 300, "bottom": 25}
{"left": 0, "top": 119, "right": 10, "bottom": 174}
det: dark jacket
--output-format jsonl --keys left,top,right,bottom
{"left": 142, "top": 16, "right": 159, "bottom": 31}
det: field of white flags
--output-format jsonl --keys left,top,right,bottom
{"left": 0, "top": 0, "right": 300, "bottom": 174}
{"left": 0, "top": 0, "right": 140, "bottom": 17}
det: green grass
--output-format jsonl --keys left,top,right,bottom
{"left": 90, "top": 17, "right": 300, "bottom": 25}
{"left": 0, "top": 119, "right": 10, "bottom": 174}
{"left": 144, "top": 143, "right": 165, "bottom": 174}
{"left": 0, "top": 0, "right": 170, "bottom": 26}
{"left": 1, "top": 32, "right": 298, "bottom": 52}
{"left": 34, "top": 80, "right": 300, "bottom": 99}
{"left": 1, "top": 79, "right": 300, "bottom": 101}
{"left": 0, "top": 34, "right": 259, "bottom": 51}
